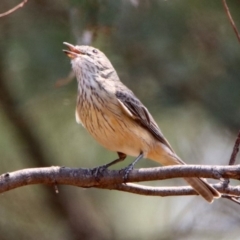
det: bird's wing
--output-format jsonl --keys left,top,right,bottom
{"left": 116, "top": 90, "right": 175, "bottom": 153}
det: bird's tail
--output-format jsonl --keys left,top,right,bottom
{"left": 148, "top": 147, "right": 221, "bottom": 203}
{"left": 184, "top": 177, "right": 220, "bottom": 203}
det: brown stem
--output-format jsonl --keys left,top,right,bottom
{"left": 0, "top": 0, "right": 28, "bottom": 18}
{"left": 222, "top": 0, "right": 240, "bottom": 43}
{"left": 229, "top": 131, "right": 240, "bottom": 165}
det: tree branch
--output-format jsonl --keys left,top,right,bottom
{"left": 103, "top": 183, "right": 240, "bottom": 198}
{"left": 229, "top": 131, "right": 240, "bottom": 165}
{"left": 1, "top": 165, "right": 240, "bottom": 198}
{"left": 0, "top": 0, "right": 28, "bottom": 18}
{"left": 222, "top": 0, "right": 240, "bottom": 43}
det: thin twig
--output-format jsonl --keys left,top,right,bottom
{"left": 101, "top": 182, "right": 240, "bottom": 198}
{"left": 222, "top": 0, "right": 240, "bottom": 43}
{"left": 102, "top": 183, "right": 197, "bottom": 197}
{"left": 0, "top": 0, "right": 28, "bottom": 18}
{"left": 220, "top": 131, "right": 240, "bottom": 188}
{"left": 55, "top": 70, "right": 75, "bottom": 88}
{"left": 229, "top": 131, "right": 240, "bottom": 165}
{"left": 221, "top": 195, "right": 240, "bottom": 205}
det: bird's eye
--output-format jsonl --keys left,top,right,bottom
{"left": 92, "top": 49, "right": 98, "bottom": 54}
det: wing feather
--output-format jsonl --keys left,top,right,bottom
{"left": 116, "top": 90, "right": 174, "bottom": 153}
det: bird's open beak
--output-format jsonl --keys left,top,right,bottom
{"left": 63, "top": 42, "right": 81, "bottom": 59}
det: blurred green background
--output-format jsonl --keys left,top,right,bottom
{"left": 0, "top": 0, "right": 240, "bottom": 239}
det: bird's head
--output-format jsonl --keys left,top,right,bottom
{"left": 63, "top": 42, "right": 114, "bottom": 73}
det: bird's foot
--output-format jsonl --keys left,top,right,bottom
{"left": 91, "top": 164, "right": 109, "bottom": 182}
{"left": 91, "top": 153, "right": 127, "bottom": 181}
{"left": 120, "top": 152, "right": 144, "bottom": 182}
{"left": 120, "top": 163, "right": 135, "bottom": 182}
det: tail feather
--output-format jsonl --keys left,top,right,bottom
{"left": 184, "top": 177, "right": 221, "bottom": 203}
{"left": 148, "top": 148, "right": 221, "bottom": 203}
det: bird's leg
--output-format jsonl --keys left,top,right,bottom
{"left": 105, "top": 152, "right": 127, "bottom": 168}
{"left": 122, "top": 152, "right": 144, "bottom": 181}
{"left": 92, "top": 152, "right": 127, "bottom": 180}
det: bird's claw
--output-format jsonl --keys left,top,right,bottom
{"left": 92, "top": 164, "right": 108, "bottom": 181}
{"left": 120, "top": 164, "right": 134, "bottom": 182}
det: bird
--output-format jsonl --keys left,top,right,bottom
{"left": 63, "top": 42, "right": 220, "bottom": 203}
